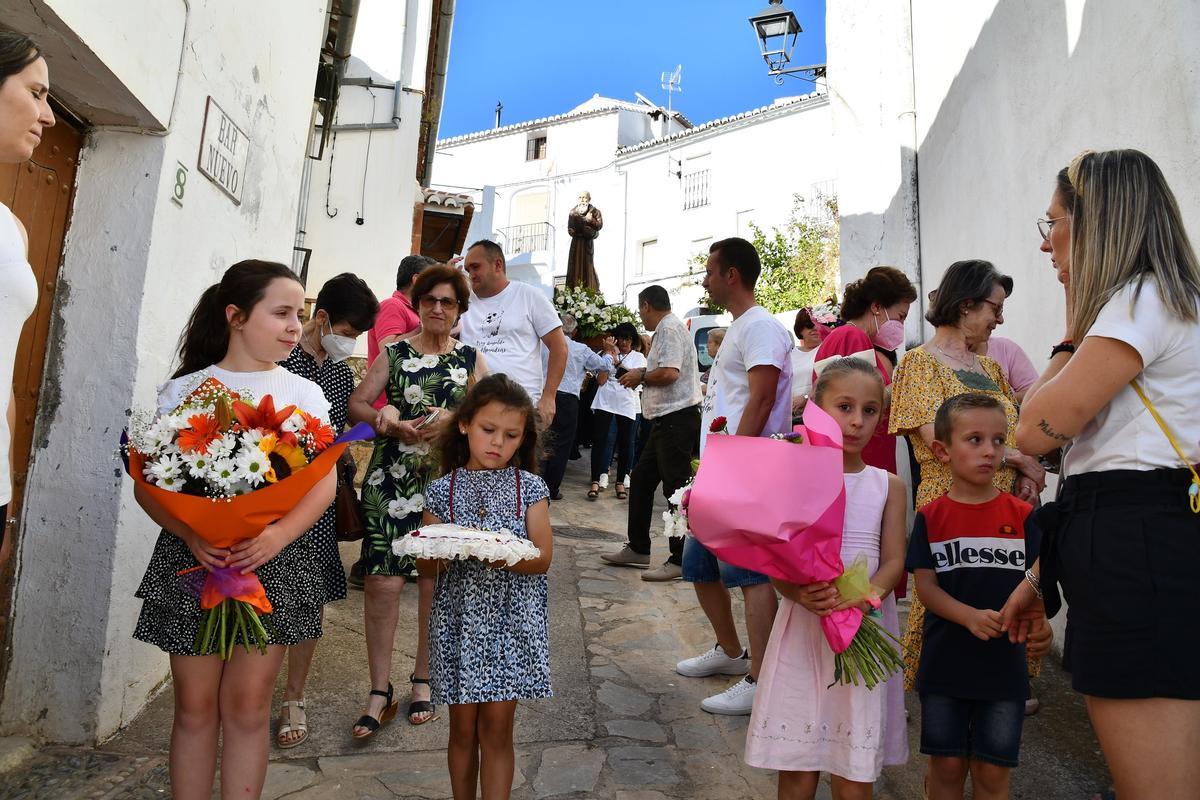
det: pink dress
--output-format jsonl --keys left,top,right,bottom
{"left": 745, "top": 466, "right": 908, "bottom": 781}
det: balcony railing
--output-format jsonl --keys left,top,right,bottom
{"left": 497, "top": 222, "right": 553, "bottom": 255}
{"left": 683, "top": 169, "right": 711, "bottom": 210}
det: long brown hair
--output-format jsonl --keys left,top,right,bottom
{"left": 1066, "top": 149, "right": 1200, "bottom": 342}
{"left": 437, "top": 373, "right": 542, "bottom": 475}
{"left": 173, "top": 260, "right": 301, "bottom": 378}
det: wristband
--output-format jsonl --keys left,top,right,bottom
{"left": 1049, "top": 341, "right": 1076, "bottom": 358}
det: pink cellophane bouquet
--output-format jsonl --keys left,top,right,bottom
{"left": 686, "top": 402, "right": 903, "bottom": 688}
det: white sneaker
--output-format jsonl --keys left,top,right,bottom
{"left": 700, "top": 676, "right": 757, "bottom": 716}
{"left": 598, "top": 474, "right": 609, "bottom": 489}
{"left": 676, "top": 643, "right": 751, "bottom": 678}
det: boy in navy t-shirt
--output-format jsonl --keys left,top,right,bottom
{"left": 905, "top": 393, "right": 1044, "bottom": 800}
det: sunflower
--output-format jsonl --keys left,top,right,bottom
{"left": 259, "top": 432, "right": 309, "bottom": 483}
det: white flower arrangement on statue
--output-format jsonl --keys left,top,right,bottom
{"left": 392, "top": 523, "right": 541, "bottom": 566}
{"left": 553, "top": 286, "right": 643, "bottom": 339}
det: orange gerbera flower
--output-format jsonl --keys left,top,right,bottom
{"left": 177, "top": 414, "right": 221, "bottom": 454}
{"left": 259, "top": 433, "right": 309, "bottom": 483}
{"left": 232, "top": 395, "right": 296, "bottom": 435}
{"left": 299, "top": 412, "right": 334, "bottom": 452}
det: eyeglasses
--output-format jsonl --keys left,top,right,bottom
{"left": 980, "top": 299, "right": 1005, "bottom": 317}
{"left": 418, "top": 295, "right": 460, "bottom": 310}
{"left": 1037, "top": 216, "right": 1068, "bottom": 241}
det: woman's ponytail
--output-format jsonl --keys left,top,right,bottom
{"left": 171, "top": 259, "right": 300, "bottom": 378}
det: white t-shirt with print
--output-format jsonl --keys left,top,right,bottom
{"left": 1065, "top": 279, "right": 1200, "bottom": 475}
{"left": 460, "top": 280, "right": 562, "bottom": 402}
{"left": 699, "top": 305, "right": 793, "bottom": 454}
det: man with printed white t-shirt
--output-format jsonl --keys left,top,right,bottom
{"left": 459, "top": 239, "right": 568, "bottom": 422}
{"left": 678, "top": 237, "right": 792, "bottom": 716}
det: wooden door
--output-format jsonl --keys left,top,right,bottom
{"left": 0, "top": 113, "right": 82, "bottom": 524}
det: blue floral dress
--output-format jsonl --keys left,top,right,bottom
{"left": 424, "top": 466, "right": 553, "bottom": 704}
{"left": 360, "top": 340, "right": 477, "bottom": 575}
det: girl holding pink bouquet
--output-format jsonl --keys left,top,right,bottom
{"left": 746, "top": 357, "right": 909, "bottom": 799}
{"left": 132, "top": 260, "right": 336, "bottom": 800}
{"left": 418, "top": 373, "right": 553, "bottom": 800}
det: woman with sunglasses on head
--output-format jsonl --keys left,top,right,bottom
{"left": 1004, "top": 149, "right": 1200, "bottom": 800}
{"left": 348, "top": 264, "right": 488, "bottom": 738}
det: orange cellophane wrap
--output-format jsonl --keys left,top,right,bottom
{"left": 128, "top": 441, "right": 352, "bottom": 613}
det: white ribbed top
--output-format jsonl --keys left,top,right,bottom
{"left": 0, "top": 204, "right": 37, "bottom": 507}
{"left": 157, "top": 365, "right": 331, "bottom": 422}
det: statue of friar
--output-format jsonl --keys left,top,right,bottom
{"left": 566, "top": 190, "right": 603, "bottom": 291}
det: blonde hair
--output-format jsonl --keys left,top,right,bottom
{"left": 1066, "top": 149, "right": 1200, "bottom": 342}
{"left": 707, "top": 327, "right": 727, "bottom": 348}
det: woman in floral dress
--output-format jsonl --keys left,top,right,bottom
{"left": 347, "top": 264, "right": 486, "bottom": 737}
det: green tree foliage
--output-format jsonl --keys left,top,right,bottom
{"left": 746, "top": 194, "right": 840, "bottom": 314}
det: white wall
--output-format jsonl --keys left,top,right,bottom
{"left": 617, "top": 98, "right": 835, "bottom": 311}
{"left": 825, "top": 2, "right": 923, "bottom": 342}
{"left": 3, "top": 0, "right": 328, "bottom": 743}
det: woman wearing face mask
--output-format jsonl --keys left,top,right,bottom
{"left": 813, "top": 265, "right": 917, "bottom": 473}
{"left": 0, "top": 30, "right": 54, "bottom": 561}
{"left": 348, "top": 264, "right": 487, "bottom": 738}
{"left": 274, "top": 272, "right": 379, "bottom": 748}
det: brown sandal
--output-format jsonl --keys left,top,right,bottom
{"left": 352, "top": 683, "right": 398, "bottom": 740}
{"left": 587, "top": 483, "right": 600, "bottom": 500}
{"left": 615, "top": 484, "right": 627, "bottom": 500}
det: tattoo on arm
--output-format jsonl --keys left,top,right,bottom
{"left": 1037, "top": 419, "right": 1071, "bottom": 442}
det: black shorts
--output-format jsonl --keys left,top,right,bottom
{"left": 1055, "top": 468, "right": 1200, "bottom": 699}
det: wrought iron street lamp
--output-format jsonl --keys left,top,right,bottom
{"left": 748, "top": 0, "right": 826, "bottom": 84}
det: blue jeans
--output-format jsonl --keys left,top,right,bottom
{"left": 919, "top": 694, "right": 1025, "bottom": 767}
{"left": 681, "top": 535, "right": 770, "bottom": 588}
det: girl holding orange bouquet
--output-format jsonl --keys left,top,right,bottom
{"left": 132, "top": 260, "right": 336, "bottom": 800}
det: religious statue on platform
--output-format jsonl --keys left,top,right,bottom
{"left": 566, "top": 191, "right": 603, "bottom": 291}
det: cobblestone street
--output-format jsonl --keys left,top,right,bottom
{"left": 0, "top": 456, "right": 1109, "bottom": 799}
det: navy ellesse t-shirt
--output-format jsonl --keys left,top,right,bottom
{"left": 905, "top": 492, "right": 1042, "bottom": 701}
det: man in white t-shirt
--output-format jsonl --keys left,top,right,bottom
{"left": 678, "top": 237, "right": 792, "bottom": 716}
{"left": 459, "top": 240, "right": 568, "bottom": 422}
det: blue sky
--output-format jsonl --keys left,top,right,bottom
{"left": 436, "top": 0, "right": 827, "bottom": 138}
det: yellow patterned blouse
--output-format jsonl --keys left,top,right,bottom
{"left": 888, "top": 346, "right": 1019, "bottom": 509}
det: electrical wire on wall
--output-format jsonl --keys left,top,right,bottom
{"left": 356, "top": 88, "right": 376, "bottom": 225}
{"left": 324, "top": 118, "right": 339, "bottom": 218}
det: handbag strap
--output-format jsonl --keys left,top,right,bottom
{"left": 1131, "top": 379, "right": 1200, "bottom": 513}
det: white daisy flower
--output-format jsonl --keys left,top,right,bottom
{"left": 235, "top": 446, "right": 271, "bottom": 486}
{"left": 228, "top": 480, "right": 254, "bottom": 497}
{"left": 147, "top": 455, "right": 184, "bottom": 490}
{"left": 366, "top": 469, "right": 385, "bottom": 487}
{"left": 420, "top": 354, "right": 440, "bottom": 369}
{"left": 182, "top": 451, "right": 212, "bottom": 479}
{"left": 403, "top": 385, "right": 424, "bottom": 405}
{"left": 207, "top": 432, "right": 237, "bottom": 459}
{"left": 240, "top": 427, "right": 265, "bottom": 445}
{"left": 209, "top": 458, "right": 238, "bottom": 488}
{"left": 401, "top": 357, "right": 423, "bottom": 373}
{"left": 388, "top": 462, "right": 407, "bottom": 481}
{"left": 448, "top": 368, "right": 468, "bottom": 385}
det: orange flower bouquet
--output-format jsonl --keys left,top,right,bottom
{"left": 124, "top": 377, "right": 370, "bottom": 658}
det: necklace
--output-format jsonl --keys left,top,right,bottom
{"left": 454, "top": 466, "right": 512, "bottom": 525}
{"left": 931, "top": 341, "right": 978, "bottom": 371}
{"left": 412, "top": 332, "right": 453, "bottom": 355}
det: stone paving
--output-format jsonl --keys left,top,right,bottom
{"left": 0, "top": 455, "right": 1110, "bottom": 798}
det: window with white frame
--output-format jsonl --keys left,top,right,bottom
{"left": 638, "top": 239, "right": 658, "bottom": 276}
{"left": 526, "top": 134, "right": 547, "bottom": 161}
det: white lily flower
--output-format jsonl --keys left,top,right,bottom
{"left": 388, "top": 462, "right": 408, "bottom": 481}
{"left": 403, "top": 385, "right": 424, "bottom": 405}
{"left": 406, "top": 493, "right": 426, "bottom": 513}
{"left": 366, "top": 469, "right": 385, "bottom": 487}
{"left": 401, "top": 357, "right": 423, "bottom": 373}
{"left": 387, "top": 498, "right": 408, "bottom": 518}
{"left": 448, "top": 367, "right": 468, "bottom": 385}
{"left": 420, "top": 354, "right": 440, "bottom": 369}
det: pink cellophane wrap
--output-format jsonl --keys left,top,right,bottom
{"left": 687, "top": 401, "right": 863, "bottom": 653}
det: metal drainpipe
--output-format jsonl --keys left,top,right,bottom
{"left": 902, "top": 0, "right": 925, "bottom": 336}
{"left": 420, "top": 0, "right": 456, "bottom": 188}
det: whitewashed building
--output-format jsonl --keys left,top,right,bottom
{"left": 431, "top": 91, "right": 834, "bottom": 313}
{"left": 824, "top": 0, "right": 1200, "bottom": 648}
{"left": 0, "top": 0, "right": 452, "bottom": 743}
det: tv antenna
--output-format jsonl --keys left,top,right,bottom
{"left": 661, "top": 64, "right": 682, "bottom": 178}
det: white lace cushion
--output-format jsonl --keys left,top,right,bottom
{"left": 392, "top": 523, "right": 541, "bottom": 566}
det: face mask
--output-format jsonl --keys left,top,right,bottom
{"left": 872, "top": 310, "right": 905, "bottom": 351}
{"left": 320, "top": 320, "right": 357, "bottom": 363}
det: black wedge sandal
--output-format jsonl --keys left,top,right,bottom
{"left": 352, "top": 682, "right": 398, "bottom": 740}
{"left": 407, "top": 673, "right": 438, "bottom": 725}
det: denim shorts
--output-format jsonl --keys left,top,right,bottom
{"left": 919, "top": 694, "right": 1025, "bottom": 768}
{"left": 681, "top": 536, "right": 771, "bottom": 588}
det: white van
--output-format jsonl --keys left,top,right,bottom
{"left": 681, "top": 308, "right": 733, "bottom": 373}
